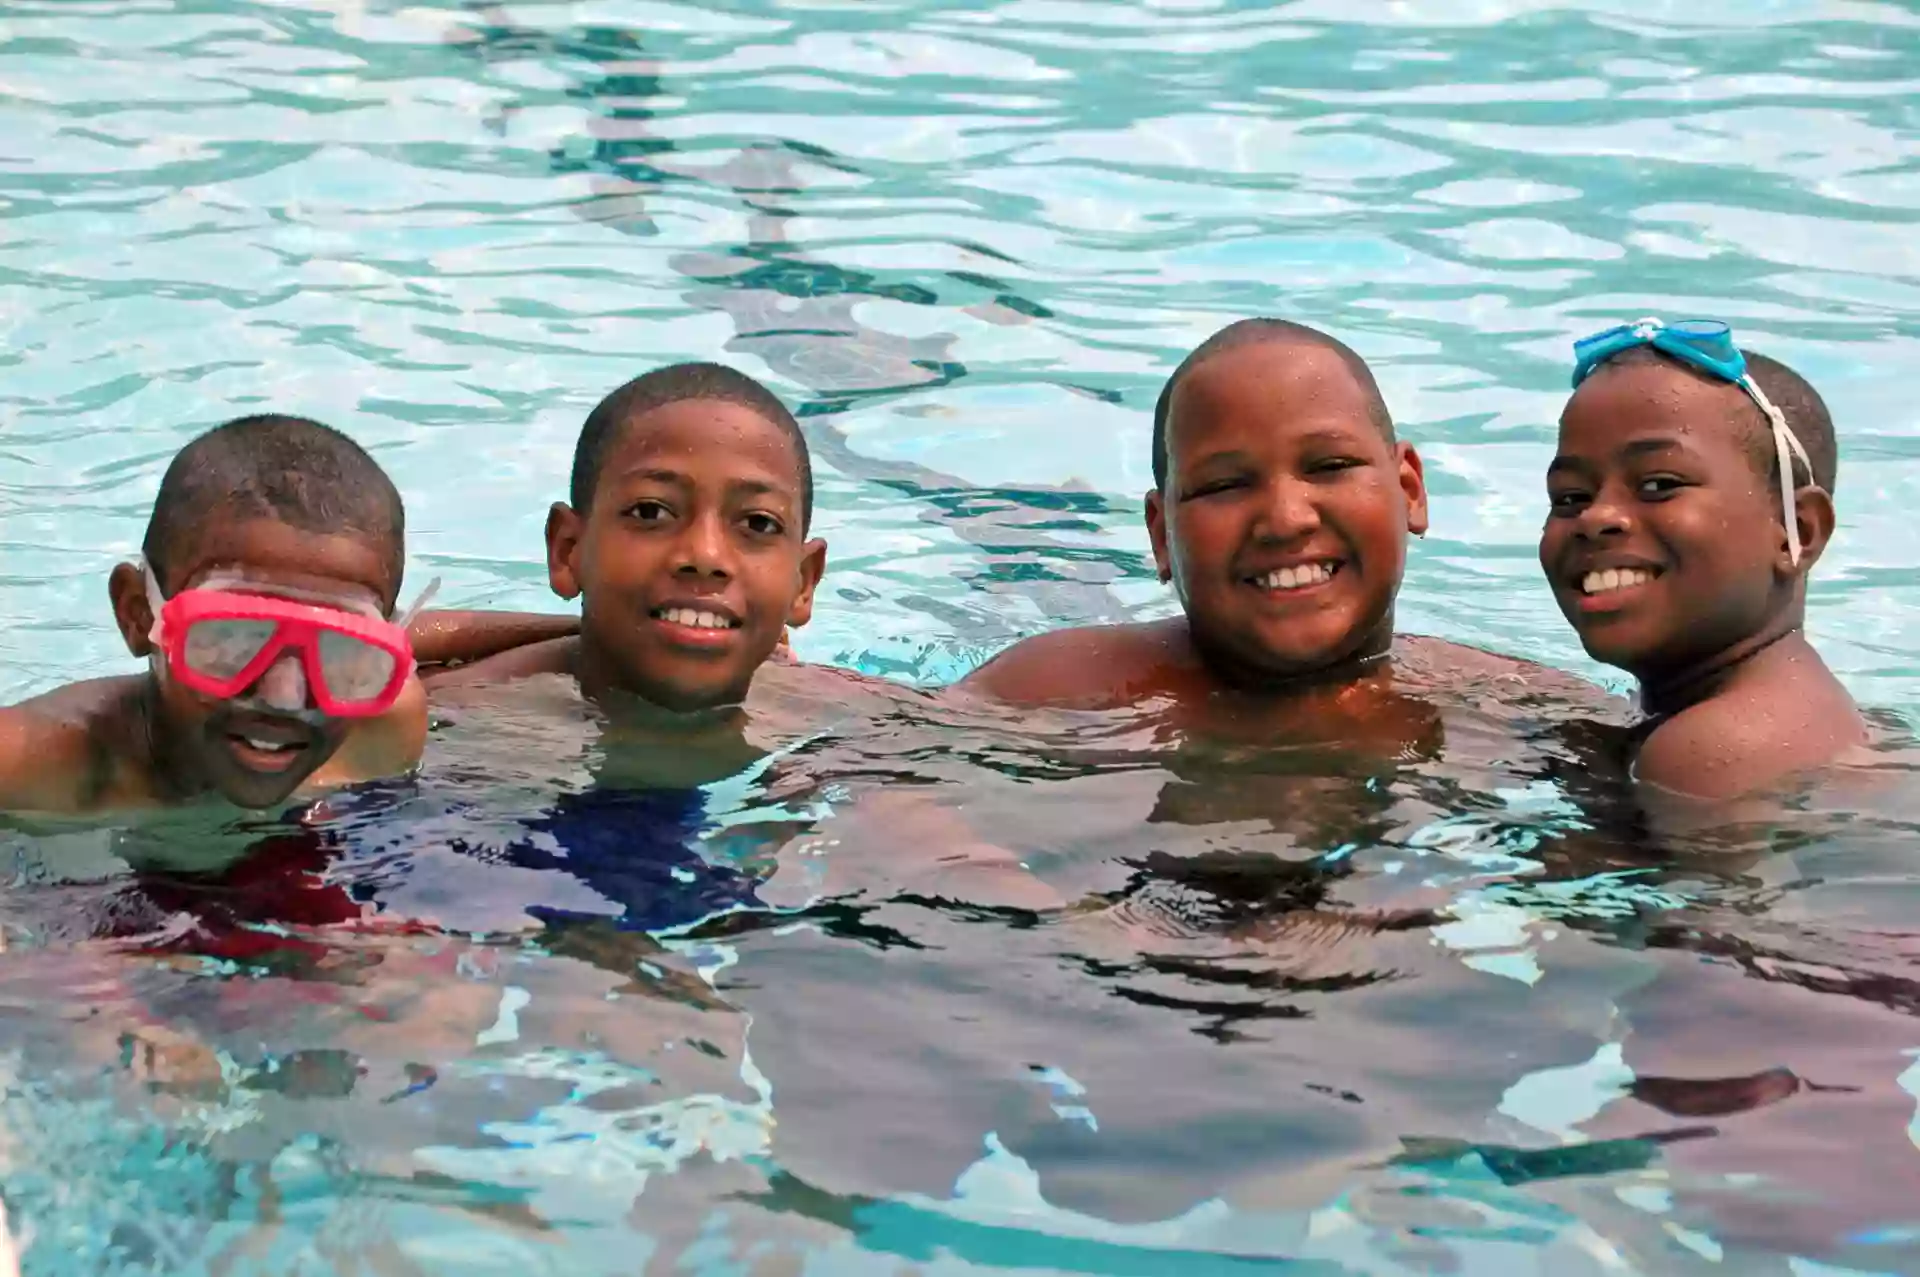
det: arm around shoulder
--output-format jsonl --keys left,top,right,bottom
{"left": 955, "top": 625, "right": 1152, "bottom": 710}
{"left": 409, "top": 610, "right": 579, "bottom": 671}
{"left": 420, "top": 636, "right": 576, "bottom": 691}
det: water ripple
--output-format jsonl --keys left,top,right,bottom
{"left": 0, "top": 0, "right": 1914, "bottom": 709}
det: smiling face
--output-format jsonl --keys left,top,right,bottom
{"left": 547, "top": 398, "right": 826, "bottom": 711}
{"left": 110, "top": 517, "right": 400, "bottom": 809}
{"left": 1539, "top": 359, "right": 1797, "bottom": 683}
{"left": 1146, "top": 340, "right": 1428, "bottom": 684}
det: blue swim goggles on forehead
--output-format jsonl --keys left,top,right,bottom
{"left": 1571, "top": 317, "right": 1814, "bottom": 564}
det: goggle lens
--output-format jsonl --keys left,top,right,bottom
{"left": 177, "top": 615, "right": 401, "bottom": 707}
{"left": 315, "top": 629, "right": 400, "bottom": 704}
{"left": 182, "top": 618, "right": 279, "bottom": 683}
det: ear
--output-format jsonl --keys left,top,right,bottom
{"left": 109, "top": 561, "right": 156, "bottom": 658}
{"left": 1396, "top": 443, "right": 1430, "bottom": 537}
{"left": 545, "top": 502, "right": 584, "bottom": 601}
{"left": 785, "top": 537, "right": 829, "bottom": 629}
{"left": 1780, "top": 484, "right": 1836, "bottom": 576}
{"left": 1144, "top": 489, "right": 1172, "bottom": 584}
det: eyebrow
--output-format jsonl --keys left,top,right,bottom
{"left": 726, "top": 479, "right": 788, "bottom": 501}
{"left": 1184, "top": 449, "right": 1254, "bottom": 471}
{"left": 616, "top": 468, "right": 793, "bottom": 503}
{"left": 1622, "top": 437, "right": 1685, "bottom": 458}
{"left": 618, "top": 466, "right": 691, "bottom": 486}
{"left": 1291, "top": 427, "right": 1371, "bottom": 447}
{"left": 1548, "top": 436, "right": 1690, "bottom": 475}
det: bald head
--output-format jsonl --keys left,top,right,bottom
{"left": 1152, "top": 319, "right": 1394, "bottom": 491}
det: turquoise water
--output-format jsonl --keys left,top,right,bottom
{"left": 4, "top": 0, "right": 1918, "bottom": 704}
{"left": 3, "top": 0, "right": 1920, "bottom": 1273}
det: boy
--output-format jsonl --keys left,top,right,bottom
{"left": 1540, "top": 317, "right": 1866, "bottom": 800}
{"left": 430, "top": 361, "right": 828, "bottom": 714}
{"left": 958, "top": 318, "right": 1606, "bottom": 745}
{"left": 1, "top": 414, "right": 471, "bottom": 814}
{"left": 430, "top": 361, "right": 1049, "bottom": 907}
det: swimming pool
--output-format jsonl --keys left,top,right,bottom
{"left": 2, "top": 0, "right": 1919, "bottom": 1272}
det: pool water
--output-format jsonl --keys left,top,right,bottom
{"left": 2, "top": 0, "right": 1920, "bottom": 1273}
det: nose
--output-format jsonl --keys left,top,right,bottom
{"left": 671, "top": 508, "right": 736, "bottom": 579}
{"left": 1574, "top": 482, "right": 1634, "bottom": 541}
{"left": 253, "top": 651, "right": 312, "bottom": 713}
{"left": 1253, "top": 474, "right": 1320, "bottom": 543}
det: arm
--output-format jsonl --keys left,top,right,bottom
{"left": 408, "top": 610, "right": 579, "bottom": 671}
{"left": 1397, "top": 636, "right": 1627, "bottom": 719}
{"left": 420, "top": 636, "right": 575, "bottom": 691}
{"left": 955, "top": 624, "right": 1164, "bottom": 710}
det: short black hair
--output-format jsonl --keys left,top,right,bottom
{"left": 1588, "top": 346, "right": 1838, "bottom": 495}
{"left": 143, "top": 414, "right": 405, "bottom": 604}
{"left": 569, "top": 362, "right": 812, "bottom": 530}
{"left": 1151, "top": 318, "right": 1395, "bottom": 491}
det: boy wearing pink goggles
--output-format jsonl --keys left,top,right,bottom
{"left": 0, "top": 414, "right": 570, "bottom": 813}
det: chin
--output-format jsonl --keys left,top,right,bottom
{"left": 1250, "top": 621, "right": 1374, "bottom": 673}
{"left": 1207, "top": 636, "right": 1344, "bottom": 686}
{"left": 189, "top": 743, "right": 323, "bottom": 809}
{"left": 1575, "top": 631, "right": 1652, "bottom": 676}
{"left": 630, "top": 668, "right": 751, "bottom": 714}
{"left": 649, "top": 688, "right": 733, "bottom": 714}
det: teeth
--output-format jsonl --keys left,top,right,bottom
{"left": 658, "top": 607, "right": 735, "bottom": 630}
{"left": 1257, "top": 563, "right": 1336, "bottom": 592}
{"left": 1581, "top": 567, "right": 1657, "bottom": 595}
{"left": 242, "top": 737, "right": 291, "bottom": 752}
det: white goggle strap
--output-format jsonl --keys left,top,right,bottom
{"left": 387, "top": 577, "right": 442, "bottom": 678}
{"left": 1738, "top": 376, "right": 1812, "bottom": 566}
{"left": 392, "top": 576, "right": 442, "bottom": 632}
{"left": 137, "top": 555, "right": 168, "bottom": 645}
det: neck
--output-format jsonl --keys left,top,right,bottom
{"left": 1636, "top": 611, "right": 1805, "bottom": 718}
{"left": 1191, "top": 610, "right": 1396, "bottom": 697}
{"left": 138, "top": 675, "right": 203, "bottom": 803}
{"left": 572, "top": 638, "right": 748, "bottom": 728}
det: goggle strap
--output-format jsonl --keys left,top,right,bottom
{"left": 1575, "top": 322, "right": 1815, "bottom": 568}
{"left": 1740, "top": 375, "right": 1809, "bottom": 566}
{"left": 138, "top": 556, "right": 167, "bottom": 645}
{"left": 393, "top": 577, "right": 442, "bottom": 631}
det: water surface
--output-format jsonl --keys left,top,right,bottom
{"left": 2, "top": 0, "right": 1919, "bottom": 1273}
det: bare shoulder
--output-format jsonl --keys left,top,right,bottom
{"left": 953, "top": 619, "right": 1191, "bottom": 710}
{"left": 1394, "top": 635, "right": 1624, "bottom": 717}
{"left": 776, "top": 659, "right": 918, "bottom": 702}
{"left": 11, "top": 675, "right": 144, "bottom": 722}
{"left": 1635, "top": 657, "right": 1866, "bottom": 801}
{"left": 0, "top": 676, "right": 147, "bottom": 812}
{"left": 747, "top": 658, "right": 934, "bottom": 732}
{"left": 422, "top": 636, "right": 577, "bottom": 691}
